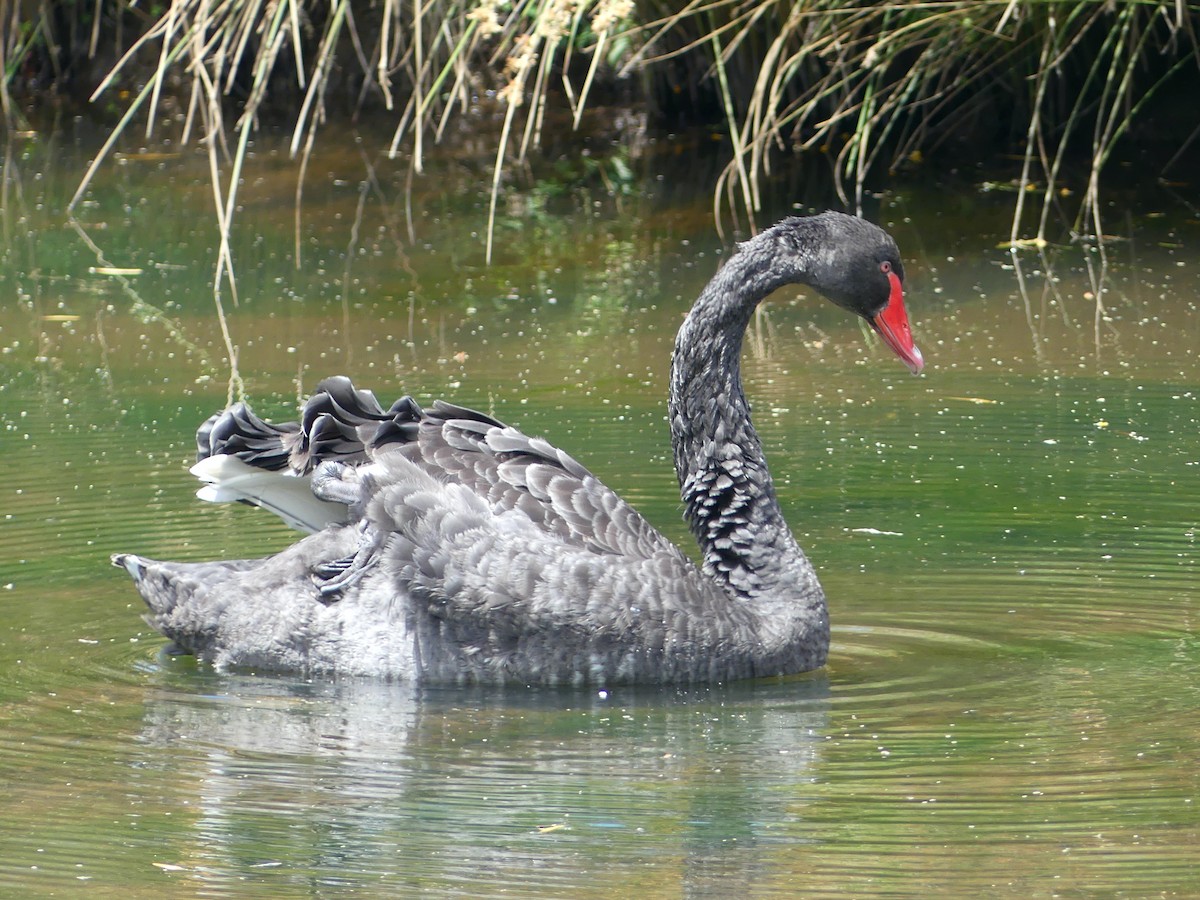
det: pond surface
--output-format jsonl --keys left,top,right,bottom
{"left": 1, "top": 124, "right": 1198, "bottom": 896}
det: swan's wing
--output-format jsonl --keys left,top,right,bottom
{"left": 373, "top": 400, "right": 679, "bottom": 561}
{"left": 196, "top": 376, "right": 399, "bottom": 473}
{"left": 196, "top": 402, "right": 299, "bottom": 471}
{"left": 193, "top": 378, "right": 679, "bottom": 560}
{"left": 190, "top": 455, "right": 350, "bottom": 533}
{"left": 192, "top": 378, "right": 418, "bottom": 531}
{"left": 325, "top": 454, "right": 740, "bottom": 678}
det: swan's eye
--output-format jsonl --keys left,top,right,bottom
{"left": 880, "top": 261, "right": 892, "bottom": 274}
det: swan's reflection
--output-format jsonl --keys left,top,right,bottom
{"left": 138, "top": 674, "right": 829, "bottom": 893}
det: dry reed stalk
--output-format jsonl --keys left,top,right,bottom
{"left": 21, "top": 0, "right": 1194, "bottom": 338}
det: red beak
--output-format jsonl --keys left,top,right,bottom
{"left": 871, "top": 271, "right": 924, "bottom": 374}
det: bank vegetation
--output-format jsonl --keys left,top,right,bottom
{"left": 4, "top": 0, "right": 1198, "bottom": 256}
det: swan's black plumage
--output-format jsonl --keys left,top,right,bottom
{"left": 114, "top": 211, "right": 923, "bottom": 684}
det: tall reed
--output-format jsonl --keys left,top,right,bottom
{"left": 7, "top": 1, "right": 1198, "bottom": 259}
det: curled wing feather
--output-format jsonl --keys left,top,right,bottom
{"left": 195, "top": 379, "right": 680, "bottom": 562}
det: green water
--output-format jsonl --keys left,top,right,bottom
{"left": 1, "top": 126, "right": 1197, "bottom": 897}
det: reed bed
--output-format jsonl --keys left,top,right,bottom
{"left": 5, "top": 0, "right": 1198, "bottom": 255}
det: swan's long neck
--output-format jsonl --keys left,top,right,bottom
{"left": 668, "top": 238, "right": 821, "bottom": 605}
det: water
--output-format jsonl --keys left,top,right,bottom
{"left": 1, "top": 125, "right": 1198, "bottom": 896}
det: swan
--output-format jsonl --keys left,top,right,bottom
{"left": 113, "top": 211, "right": 923, "bottom": 684}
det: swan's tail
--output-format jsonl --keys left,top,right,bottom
{"left": 112, "top": 549, "right": 337, "bottom": 670}
{"left": 111, "top": 552, "right": 242, "bottom": 657}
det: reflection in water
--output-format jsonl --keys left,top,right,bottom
{"left": 136, "top": 677, "right": 830, "bottom": 894}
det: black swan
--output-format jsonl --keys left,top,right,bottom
{"left": 113, "top": 211, "right": 923, "bottom": 683}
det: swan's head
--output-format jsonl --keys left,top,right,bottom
{"left": 771, "top": 212, "right": 924, "bottom": 374}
